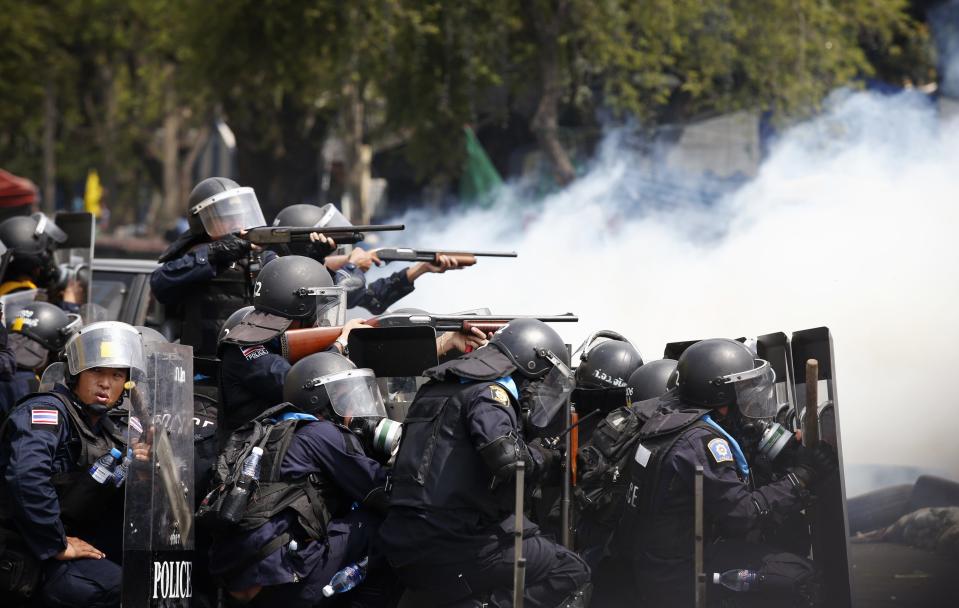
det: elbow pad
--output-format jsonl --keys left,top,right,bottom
{"left": 478, "top": 433, "right": 532, "bottom": 489}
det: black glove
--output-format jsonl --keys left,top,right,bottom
{"left": 306, "top": 238, "right": 336, "bottom": 263}
{"left": 528, "top": 439, "right": 562, "bottom": 484}
{"left": 207, "top": 234, "right": 253, "bottom": 266}
{"left": 787, "top": 442, "right": 838, "bottom": 489}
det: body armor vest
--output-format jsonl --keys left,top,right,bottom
{"left": 178, "top": 258, "right": 253, "bottom": 358}
{"left": 389, "top": 381, "right": 513, "bottom": 520}
{"left": 0, "top": 391, "right": 126, "bottom": 532}
{"left": 617, "top": 409, "right": 714, "bottom": 559}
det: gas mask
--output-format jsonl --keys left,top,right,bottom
{"left": 348, "top": 416, "right": 403, "bottom": 463}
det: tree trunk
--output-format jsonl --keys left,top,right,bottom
{"left": 159, "top": 63, "right": 179, "bottom": 229}
{"left": 343, "top": 81, "right": 371, "bottom": 224}
{"left": 43, "top": 80, "right": 57, "bottom": 214}
{"left": 528, "top": 0, "right": 575, "bottom": 186}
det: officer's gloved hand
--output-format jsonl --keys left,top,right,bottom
{"left": 207, "top": 234, "right": 253, "bottom": 266}
{"left": 787, "top": 442, "right": 838, "bottom": 489}
{"left": 528, "top": 438, "right": 562, "bottom": 484}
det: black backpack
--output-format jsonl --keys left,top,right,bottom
{"left": 196, "top": 403, "right": 335, "bottom": 541}
{"left": 575, "top": 404, "right": 648, "bottom": 531}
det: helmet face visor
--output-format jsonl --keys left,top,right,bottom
{"left": 298, "top": 286, "right": 347, "bottom": 327}
{"left": 193, "top": 187, "right": 266, "bottom": 238}
{"left": 64, "top": 322, "right": 145, "bottom": 376}
{"left": 314, "top": 204, "right": 352, "bottom": 229}
{"left": 304, "top": 368, "right": 387, "bottom": 419}
{"left": 31, "top": 212, "right": 67, "bottom": 245}
{"left": 723, "top": 360, "right": 777, "bottom": 420}
{"left": 526, "top": 350, "right": 576, "bottom": 430}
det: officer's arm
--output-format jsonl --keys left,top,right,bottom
{"left": 149, "top": 246, "right": 216, "bottom": 304}
{"left": 466, "top": 387, "right": 539, "bottom": 487}
{"left": 682, "top": 433, "right": 805, "bottom": 535}
{"left": 3, "top": 406, "right": 69, "bottom": 559}
{"left": 239, "top": 349, "right": 289, "bottom": 404}
{"left": 287, "top": 423, "right": 388, "bottom": 512}
{"left": 0, "top": 323, "right": 16, "bottom": 380}
{"left": 351, "top": 270, "right": 415, "bottom": 315}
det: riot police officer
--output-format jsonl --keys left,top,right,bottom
{"left": 571, "top": 331, "right": 644, "bottom": 440}
{"left": 378, "top": 319, "right": 591, "bottom": 607}
{"left": 273, "top": 202, "right": 467, "bottom": 314}
{"left": 1, "top": 301, "right": 81, "bottom": 412}
{"left": 217, "top": 255, "right": 365, "bottom": 445}
{"left": 617, "top": 338, "right": 836, "bottom": 606}
{"left": 150, "top": 177, "right": 272, "bottom": 358}
{"left": 205, "top": 352, "right": 392, "bottom": 607}
{"left": 0, "top": 213, "right": 82, "bottom": 310}
{"left": 0, "top": 321, "right": 144, "bottom": 608}
{"left": 626, "top": 358, "right": 678, "bottom": 404}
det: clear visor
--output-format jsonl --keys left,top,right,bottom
{"left": 64, "top": 321, "right": 145, "bottom": 376}
{"left": 192, "top": 187, "right": 266, "bottom": 238}
{"left": 722, "top": 360, "right": 777, "bottom": 420}
{"left": 298, "top": 286, "right": 347, "bottom": 327}
{"left": 303, "top": 368, "right": 387, "bottom": 419}
{"left": 314, "top": 203, "right": 352, "bottom": 229}
{"left": 526, "top": 350, "right": 576, "bottom": 429}
{"left": 0, "top": 289, "right": 38, "bottom": 322}
{"left": 31, "top": 212, "right": 68, "bottom": 244}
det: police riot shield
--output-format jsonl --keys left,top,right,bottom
{"left": 122, "top": 342, "right": 195, "bottom": 607}
{"left": 790, "top": 327, "right": 851, "bottom": 608}
{"left": 0, "top": 288, "right": 37, "bottom": 324}
{"left": 53, "top": 212, "right": 95, "bottom": 307}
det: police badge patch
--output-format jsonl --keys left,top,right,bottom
{"left": 706, "top": 437, "right": 734, "bottom": 464}
{"left": 489, "top": 384, "right": 511, "bottom": 407}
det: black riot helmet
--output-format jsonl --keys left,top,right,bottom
{"left": 675, "top": 338, "right": 777, "bottom": 419}
{"left": 573, "top": 330, "right": 644, "bottom": 389}
{"left": 253, "top": 255, "right": 336, "bottom": 322}
{"left": 490, "top": 318, "right": 570, "bottom": 380}
{"left": 0, "top": 213, "right": 67, "bottom": 281}
{"left": 7, "top": 301, "right": 81, "bottom": 370}
{"left": 187, "top": 177, "right": 240, "bottom": 235}
{"left": 489, "top": 319, "right": 575, "bottom": 432}
{"left": 626, "top": 358, "right": 678, "bottom": 403}
{"left": 273, "top": 204, "right": 325, "bottom": 228}
{"left": 283, "top": 352, "right": 387, "bottom": 422}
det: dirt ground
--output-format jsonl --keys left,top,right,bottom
{"left": 850, "top": 542, "right": 959, "bottom": 608}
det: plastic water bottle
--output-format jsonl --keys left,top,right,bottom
{"left": 713, "top": 569, "right": 760, "bottom": 592}
{"left": 322, "top": 557, "right": 369, "bottom": 597}
{"left": 89, "top": 448, "right": 123, "bottom": 484}
{"left": 113, "top": 449, "right": 134, "bottom": 487}
{"left": 219, "top": 447, "right": 264, "bottom": 524}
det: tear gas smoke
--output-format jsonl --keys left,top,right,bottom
{"left": 370, "top": 88, "right": 959, "bottom": 478}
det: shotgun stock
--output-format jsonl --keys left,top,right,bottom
{"left": 280, "top": 313, "right": 578, "bottom": 363}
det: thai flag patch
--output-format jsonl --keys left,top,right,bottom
{"left": 242, "top": 345, "right": 269, "bottom": 361}
{"left": 31, "top": 409, "right": 59, "bottom": 425}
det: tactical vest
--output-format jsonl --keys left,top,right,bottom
{"left": 616, "top": 409, "right": 716, "bottom": 560}
{"left": 389, "top": 381, "right": 513, "bottom": 520}
{"left": 178, "top": 260, "right": 252, "bottom": 358}
{"left": 198, "top": 404, "right": 344, "bottom": 543}
{"left": 0, "top": 391, "right": 126, "bottom": 531}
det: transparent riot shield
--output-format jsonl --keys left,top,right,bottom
{"left": 53, "top": 212, "right": 95, "bottom": 307}
{"left": 122, "top": 342, "right": 195, "bottom": 607}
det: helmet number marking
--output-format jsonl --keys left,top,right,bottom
{"left": 253, "top": 281, "right": 262, "bottom": 297}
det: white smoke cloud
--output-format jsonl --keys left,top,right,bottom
{"left": 371, "top": 88, "right": 959, "bottom": 477}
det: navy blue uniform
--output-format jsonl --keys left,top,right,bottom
{"left": 620, "top": 418, "right": 809, "bottom": 607}
{"left": 0, "top": 369, "right": 36, "bottom": 417}
{"left": 380, "top": 379, "right": 589, "bottom": 607}
{"left": 209, "top": 419, "right": 388, "bottom": 607}
{"left": 350, "top": 269, "right": 414, "bottom": 315}
{"left": 0, "top": 385, "right": 127, "bottom": 608}
{"left": 218, "top": 338, "right": 289, "bottom": 443}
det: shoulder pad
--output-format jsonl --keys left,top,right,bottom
{"left": 221, "top": 311, "right": 292, "bottom": 347}
{"left": 640, "top": 407, "right": 710, "bottom": 440}
{"left": 158, "top": 232, "right": 207, "bottom": 263}
{"left": 423, "top": 345, "right": 516, "bottom": 382}
{"left": 484, "top": 383, "right": 514, "bottom": 408}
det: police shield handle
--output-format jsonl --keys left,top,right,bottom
{"left": 694, "top": 466, "right": 706, "bottom": 608}
{"left": 803, "top": 359, "right": 820, "bottom": 448}
{"left": 513, "top": 459, "right": 526, "bottom": 608}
